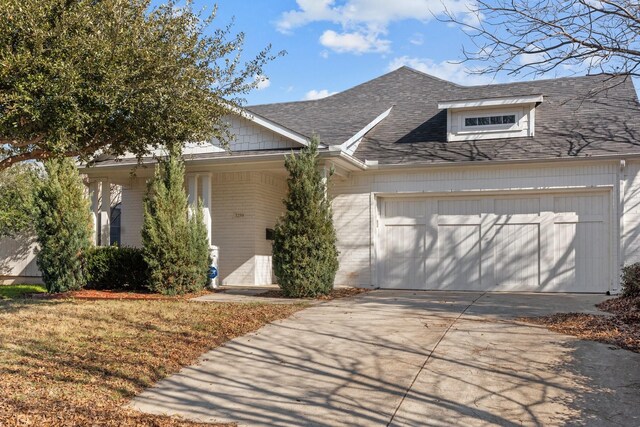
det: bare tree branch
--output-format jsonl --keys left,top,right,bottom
{"left": 443, "top": 0, "right": 640, "bottom": 79}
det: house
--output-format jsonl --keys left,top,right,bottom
{"left": 2, "top": 67, "right": 640, "bottom": 293}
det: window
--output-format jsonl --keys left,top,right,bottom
{"left": 465, "top": 114, "right": 516, "bottom": 127}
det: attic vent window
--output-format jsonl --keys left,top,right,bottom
{"left": 438, "top": 95, "right": 542, "bottom": 142}
{"left": 465, "top": 114, "right": 516, "bottom": 127}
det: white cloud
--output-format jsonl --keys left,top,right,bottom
{"left": 320, "top": 30, "right": 390, "bottom": 54}
{"left": 277, "top": 0, "right": 477, "bottom": 54}
{"left": 277, "top": 0, "right": 475, "bottom": 32}
{"left": 277, "top": 0, "right": 338, "bottom": 34}
{"left": 409, "top": 33, "right": 424, "bottom": 46}
{"left": 304, "top": 89, "right": 338, "bottom": 100}
{"left": 387, "top": 56, "right": 496, "bottom": 86}
{"left": 254, "top": 75, "right": 271, "bottom": 90}
{"left": 518, "top": 52, "right": 547, "bottom": 67}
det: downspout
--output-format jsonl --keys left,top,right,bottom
{"left": 617, "top": 159, "right": 626, "bottom": 294}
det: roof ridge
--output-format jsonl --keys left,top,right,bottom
{"left": 247, "top": 67, "right": 441, "bottom": 109}
{"left": 397, "top": 66, "right": 466, "bottom": 88}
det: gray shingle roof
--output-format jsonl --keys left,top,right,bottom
{"left": 247, "top": 67, "right": 640, "bottom": 165}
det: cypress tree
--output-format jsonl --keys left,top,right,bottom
{"left": 141, "top": 148, "right": 210, "bottom": 295}
{"left": 273, "top": 138, "right": 339, "bottom": 297}
{"left": 34, "top": 158, "right": 93, "bottom": 293}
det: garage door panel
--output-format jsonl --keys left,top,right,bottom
{"left": 383, "top": 224, "right": 427, "bottom": 289}
{"left": 383, "top": 199, "right": 427, "bottom": 219}
{"left": 494, "top": 197, "right": 541, "bottom": 215}
{"left": 553, "top": 222, "right": 608, "bottom": 292}
{"left": 576, "top": 222, "right": 608, "bottom": 292}
{"left": 485, "top": 223, "right": 540, "bottom": 291}
{"left": 554, "top": 194, "right": 607, "bottom": 216}
{"left": 438, "top": 225, "right": 481, "bottom": 290}
{"left": 438, "top": 199, "right": 480, "bottom": 216}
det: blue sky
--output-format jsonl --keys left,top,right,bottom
{"left": 175, "top": 1, "right": 639, "bottom": 106}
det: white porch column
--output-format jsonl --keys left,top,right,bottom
{"left": 99, "top": 180, "right": 110, "bottom": 246}
{"left": 187, "top": 174, "right": 198, "bottom": 218}
{"left": 89, "top": 181, "right": 100, "bottom": 245}
{"left": 200, "top": 173, "right": 212, "bottom": 246}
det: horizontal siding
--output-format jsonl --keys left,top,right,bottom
{"left": 0, "top": 234, "right": 39, "bottom": 279}
{"left": 371, "top": 163, "right": 616, "bottom": 193}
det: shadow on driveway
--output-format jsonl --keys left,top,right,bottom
{"left": 131, "top": 291, "right": 640, "bottom": 426}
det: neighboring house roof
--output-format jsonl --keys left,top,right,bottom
{"left": 248, "top": 67, "right": 640, "bottom": 165}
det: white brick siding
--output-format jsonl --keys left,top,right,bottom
{"left": 211, "top": 171, "right": 286, "bottom": 285}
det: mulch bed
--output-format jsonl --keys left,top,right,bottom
{"left": 259, "top": 287, "right": 370, "bottom": 300}
{"left": 27, "top": 289, "right": 213, "bottom": 301}
{"left": 520, "top": 296, "right": 640, "bottom": 353}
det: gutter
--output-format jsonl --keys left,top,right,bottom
{"left": 82, "top": 146, "right": 368, "bottom": 173}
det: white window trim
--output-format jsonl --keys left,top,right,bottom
{"left": 458, "top": 109, "right": 523, "bottom": 135}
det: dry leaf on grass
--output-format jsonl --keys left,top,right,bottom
{"left": 0, "top": 299, "right": 304, "bottom": 426}
{"left": 520, "top": 296, "right": 640, "bottom": 353}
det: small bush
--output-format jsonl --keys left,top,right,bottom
{"left": 85, "top": 246, "right": 149, "bottom": 291}
{"left": 621, "top": 263, "right": 640, "bottom": 297}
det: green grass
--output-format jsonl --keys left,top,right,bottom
{"left": 0, "top": 284, "right": 46, "bottom": 299}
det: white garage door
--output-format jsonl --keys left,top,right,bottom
{"left": 379, "top": 193, "right": 610, "bottom": 292}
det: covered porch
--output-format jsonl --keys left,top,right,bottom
{"left": 84, "top": 152, "right": 357, "bottom": 286}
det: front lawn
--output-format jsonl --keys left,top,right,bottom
{"left": 0, "top": 298, "right": 304, "bottom": 426}
{"left": 0, "top": 284, "right": 46, "bottom": 299}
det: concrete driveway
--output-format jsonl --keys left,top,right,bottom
{"left": 131, "top": 291, "right": 640, "bottom": 426}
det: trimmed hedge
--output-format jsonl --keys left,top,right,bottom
{"left": 621, "top": 263, "right": 640, "bottom": 297}
{"left": 85, "top": 246, "right": 149, "bottom": 291}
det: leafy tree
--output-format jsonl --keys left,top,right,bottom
{"left": 0, "top": 164, "right": 39, "bottom": 238}
{"left": 273, "top": 138, "right": 339, "bottom": 298}
{"left": 141, "top": 148, "right": 210, "bottom": 295}
{"left": 34, "top": 158, "right": 93, "bottom": 293}
{"left": 0, "top": 0, "right": 280, "bottom": 170}
{"left": 446, "top": 1, "right": 640, "bottom": 79}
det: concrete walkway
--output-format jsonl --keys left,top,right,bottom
{"left": 131, "top": 291, "right": 640, "bottom": 426}
{"left": 193, "top": 287, "right": 308, "bottom": 305}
